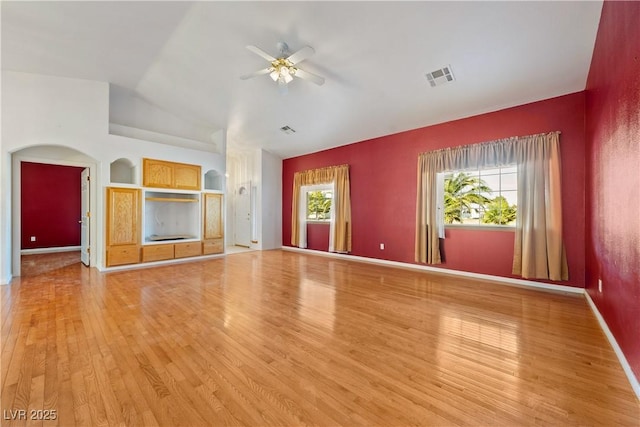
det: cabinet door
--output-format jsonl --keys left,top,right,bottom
{"left": 143, "top": 158, "right": 173, "bottom": 188}
{"left": 174, "top": 163, "right": 201, "bottom": 190}
{"left": 203, "top": 193, "right": 223, "bottom": 240}
{"left": 106, "top": 187, "right": 141, "bottom": 246}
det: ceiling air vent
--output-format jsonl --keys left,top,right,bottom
{"left": 280, "top": 125, "right": 296, "bottom": 135}
{"left": 425, "top": 65, "right": 455, "bottom": 87}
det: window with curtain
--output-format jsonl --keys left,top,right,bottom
{"left": 415, "top": 131, "right": 568, "bottom": 281}
{"left": 291, "top": 165, "right": 351, "bottom": 253}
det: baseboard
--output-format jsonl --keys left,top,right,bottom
{"left": 0, "top": 274, "right": 12, "bottom": 286}
{"left": 584, "top": 291, "right": 640, "bottom": 400}
{"left": 281, "top": 246, "right": 583, "bottom": 295}
{"left": 96, "top": 253, "right": 225, "bottom": 273}
{"left": 21, "top": 246, "right": 81, "bottom": 255}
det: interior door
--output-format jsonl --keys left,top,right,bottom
{"left": 235, "top": 184, "right": 251, "bottom": 247}
{"left": 80, "top": 168, "right": 90, "bottom": 266}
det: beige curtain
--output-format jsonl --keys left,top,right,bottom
{"left": 415, "top": 132, "right": 568, "bottom": 280}
{"left": 512, "top": 132, "right": 568, "bottom": 280}
{"left": 291, "top": 165, "right": 351, "bottom": 253}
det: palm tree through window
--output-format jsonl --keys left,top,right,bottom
{"left": 444, "top": 166, "right": 517, "bottom": 226}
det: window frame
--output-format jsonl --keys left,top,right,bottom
{"left": 441, "top": 165, "right": 518, "bottom": 230}
{"left": 302, "top": 184, "right": 334, "bottom": 224}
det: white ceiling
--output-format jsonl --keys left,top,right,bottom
{"left": 1, "top": 1, "right": 603, "bottom": 159}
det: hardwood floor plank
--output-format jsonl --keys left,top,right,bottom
{"left": 2, "top": 250, "right": 639, "bottom": 426}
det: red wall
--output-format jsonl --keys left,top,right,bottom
{"left": 283, "top": 92, "right": 586, "bottom": 287}
{"left": 306, "top": 224, "right": 330, "bottom": 252}
{"left": 585, "top": 1, "right": 640, "bottom": 381}
{"left": 21, "top": 162, "right": 84, "bottom": 249}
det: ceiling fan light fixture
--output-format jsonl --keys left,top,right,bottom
{"left": 243, "top": 44, "right": 325, "bottom": 88}
{"left": 282, "top": 69, "right": 294, "bottom": 84}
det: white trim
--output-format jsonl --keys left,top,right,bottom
{"left": 21, "top": 246, "right": 81, "bottom": 255}
{"left": 282, "top": 246, "right": 582, "bottom": 294}
{"left": 584, "top": 291, "right": 640, "bottom": 400}
{"left": 12, "top": 153, "right": 98, "bottom": 278}
{"left": 299, "top": 184, "right": 334, "bottom": 250}
{"left": 96, "top": 253, "right": 225, "bottom": 273}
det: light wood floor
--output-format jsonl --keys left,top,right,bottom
{"left": 2, "top": 250, "right": 638, "bottom": 426}
{"left": 20, "top": 251, "right": 82, "bottom": 277}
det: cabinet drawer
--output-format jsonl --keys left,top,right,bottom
{"left": 203, "top": 239, "right": 224, "bottom": 255}
{"left": 174, "top": 241, "right": 202, "bottom": 258}
{"left": 107, "top": 245, "right": 139, "bottom": 266}
{"left": 142, "top": 244, "right": 174, "bottom": 262}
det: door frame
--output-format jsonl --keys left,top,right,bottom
{"left": 80, "top": 167, "right": 90, "bottom": 266}
{"left": 12, "top": 154, "right": 97, "bottom": 277}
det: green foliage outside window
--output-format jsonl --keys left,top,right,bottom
{"left": 444, "top": 171, "right": 517, "bottom": 226}
{"left": 482, "top": 196, "right": 517, "bottom": 225}
{"left": 307, "top": 190, "right": 332, "bottom": 220}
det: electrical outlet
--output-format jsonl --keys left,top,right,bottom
{"left": 598, "top": 279, "right": 603, "bottom": 293}
{"left": 30, "top": 236, "right": 36, "bottom": 242}
{"left": 380, "top": 243, "right": 385, "bottom": 250}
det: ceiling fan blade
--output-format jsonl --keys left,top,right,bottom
{"left": 294, "top": 68, "right": 325, "bottom": 86}
{"left": 286, "top": 45, "right": 315, "bottom": 65}
{"left": 246, "top": 45, "right": 276, "bottom": 62}
{"left": 240, "top": 67, "right": 273, "bottom": 80}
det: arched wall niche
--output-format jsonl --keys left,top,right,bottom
{"left": 110, "top": 158, "right": 136, "bottom": 185}
{"left": 204, "top": 169, "right": 223, "bottom": 191}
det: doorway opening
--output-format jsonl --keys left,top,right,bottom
{"left": 12, "top": 146, "right": 97, "bottom": 278}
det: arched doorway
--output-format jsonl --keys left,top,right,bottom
{"left": 11, "top": 145, "right": 98, "bottom": 277}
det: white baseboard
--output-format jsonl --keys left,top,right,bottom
{"left": 96, "top": 253, "right": 225, "bottom": 273}
{"left": 584, "top": 291, "right": 640, "bottom": 400}
{"left": 0, "top": 274, "right": 12, "bottom": 286}
{"left": 21, "top": 246, "right": 81, "bottom": 255}
{"left": 281, "top": 246, "right": 583, "bottom": 294}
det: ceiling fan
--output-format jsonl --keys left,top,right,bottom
{"left": 240, "top": 42, "right": 325, "bottom": 93}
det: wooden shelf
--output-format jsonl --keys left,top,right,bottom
{"left": 145, "top": 197, "right": 198, "bottom": 203}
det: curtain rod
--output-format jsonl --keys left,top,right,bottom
{"left": 295, "top": 164, "right": 349, "bottom": 174}
{"left": 418, "top": 131, "right": 561, "bottom": 156}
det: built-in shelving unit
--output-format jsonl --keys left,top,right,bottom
{"left": 143, "top": 190, "right": 201, "bottom": 244}
{"left": 105, "top": 158, "right": 224, "bottom": 267}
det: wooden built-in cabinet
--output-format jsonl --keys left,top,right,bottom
{"left": 141, "top": 244, "right": 174, "bottom": 262}
{"left": 143, "top": 158, "right": 201, "bottom": 190}
{"left": 105, "top": 161, "right": 223, "bottom": 269}
{"left": 106, "top": 187, "right": 141, "bottom": 266}
{"left": 141, "top": 241, "right": 202, "bottom": 262}
{"left": 202, "top": 193, "right": 224, "bottom": 254}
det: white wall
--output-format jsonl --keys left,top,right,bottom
{"left": 1, "top": 71, "right": 225, "bottom": 283}
{"left": 260, "top": 149, "right": 282, "bottom": 249}
{"left": 226, "top": 148, "right": 282, "bottom": 251}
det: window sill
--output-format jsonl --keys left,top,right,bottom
{"left": 445, "top": 224, "right": 515, "bottom": 232}
{"left": 306, "top": 220, "right": 331, "bottom": 225}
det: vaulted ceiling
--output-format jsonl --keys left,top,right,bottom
{"left": 1, "top": 1, "right": 602, "bottom": 158}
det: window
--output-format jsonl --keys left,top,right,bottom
{"left": 306, "top": 190, "right": 333, "bottom": 221}
{"left": 443, "top": 166, "right": 517, "bottom": 226}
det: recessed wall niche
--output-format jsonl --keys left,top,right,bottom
{"left": 110, "top": 158, "right": 136, "bottom": 185}
{"left": 204, "top": 169, "right": 223, "bottom": 191}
